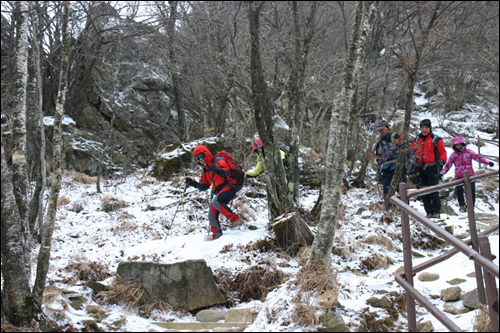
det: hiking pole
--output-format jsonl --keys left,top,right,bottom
{"left": 164, "top": 185, "right": 188, "bottom": 241}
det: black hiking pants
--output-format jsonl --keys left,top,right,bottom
{"left": 416, "top": 165, "right": 441, "bottom": 215}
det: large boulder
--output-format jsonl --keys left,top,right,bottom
{"left": 116, "top": 260, "right": 226, "bottom": 311}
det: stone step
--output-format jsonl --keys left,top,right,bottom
{"left": 152, "top": 321, "right": 249, "bottom": 332}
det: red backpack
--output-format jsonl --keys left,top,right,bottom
{"left": 215, "top": 151, "right": 245, "bottom": 192}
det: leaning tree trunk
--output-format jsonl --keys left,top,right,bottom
{"left": 309, "top": 2, "right": 377, "bottom": 269}
{"left": 33, "top": 1, "right": 70, "bottom": 310}
{"left": 247, "top": 1, "right": 313, "bottom": 253}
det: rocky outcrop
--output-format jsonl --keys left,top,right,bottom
{"left": 64, "top": 3, "right": 173, "bottom": 174}
{"left": 116, "top": 259, "right": 226, "bottom": 311}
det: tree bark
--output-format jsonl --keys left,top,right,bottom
{"left": 10, "top": 0, "right": 31, "bottom": 264}
{"left": 287, "top": 1, "right": 317, "bottom": 204}
{"left": 28, "top": 1, "right": 47, "bottom": 240}
{"left": 33, "top": 1, "right": 70, "bottom": 309}
{"left": 1, "top": 144, "right": 36, "bottom": 326}
{"left": 309, "top": 2, "right": 377, "bottom": 268}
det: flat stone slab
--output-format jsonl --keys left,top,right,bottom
{"left": 152, "top": 322, "right": 248, "bottom": 331}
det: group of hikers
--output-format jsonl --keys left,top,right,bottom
{"left": 185, "top": 118, "right": 494, "bottom": 240}
{"left": 375, "top": 118, "right": 494, "bottom": 218}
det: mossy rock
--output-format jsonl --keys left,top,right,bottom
{"left": 151, "top": 137, "right": 226, "bottom": 181}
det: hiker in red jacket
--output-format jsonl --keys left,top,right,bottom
{"left": 410, "top": 119, "right": 447, "bottom": 218}
{"left": 185, "top": 145, "right": 243, "bottom": 240}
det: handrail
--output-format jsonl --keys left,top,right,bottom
{"left": 390, "top": 169, "right": 499, "bottom": 332}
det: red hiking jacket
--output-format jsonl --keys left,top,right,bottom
{"left": 193, "top": 145, "right": 237, "bottom": 192}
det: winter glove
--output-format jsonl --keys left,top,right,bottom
{"left": 489, "top": 162, "right": 494, "bottom": 167}
{"left": 185, "top": 177, "right": 197, "bottom": 188}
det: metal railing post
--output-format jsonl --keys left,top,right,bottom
{"left": 463, "top": 170, "right": 486, "bottom": 305}
{"left": 399, "top": 182, "right": 417, "bottom": 332}
{"left": 478, "top": 235, "right": 499, "bottom": 333}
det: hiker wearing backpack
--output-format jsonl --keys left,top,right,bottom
{"left": 245, "top": 137, "right": 289, "bottom": 178}
{"left": 440, "top": 136, "right": 494, "bottom": 213}
{"left": 185, "top": 145, "right": 243, "bottom": 240}
{"left": 410, "top": 119, "right": 447, "bottom": 218}
{"left": 375, "top": 120, "right": 406, "bottom": 197}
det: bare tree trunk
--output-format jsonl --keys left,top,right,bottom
{"left": 287, "top": 1, "right": 317, "bottom": 203}
{"left": 1, "top": 144, "right": 37, "bottom": 326}
{"left": 0, "top": 2, "right": 36, "bottom": 326}
{"left": 10, "top": 0, "right": 31, "bottom": 257}
{"left": 384, "top": 2, "right": 442, "bottom": 207}
{"left": 309, "top": 2, "right": 377, "bottom": 268}
{"left": 33, "top": 1, "right": 70, "bottom": 309}
{"left": 28, "top": 1, "right": 47, "bottom": 240}
{"left": 247, "top": 1, "right": 313, "bottom": 252}
{"left": 164, "top": 1, "right": 186, "bottom": 142}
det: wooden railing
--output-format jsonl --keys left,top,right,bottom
{"left": 390, "top": 169, "right": 499, "bottom": 332}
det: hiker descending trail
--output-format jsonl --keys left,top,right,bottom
{"left": 441, "top": 136, "right": 495, "bottom": 213}
{"left": 185, "top": 145, "right": 244, "bottom": 240}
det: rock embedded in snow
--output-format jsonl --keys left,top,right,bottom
{"left": 417, "top": 272, "right": 440, "bottom": 281}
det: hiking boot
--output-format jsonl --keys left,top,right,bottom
{"left": 204, "top": 233, "right": 220, "bottom": 241}
{"left": 426, "top": 213, "right": 432, "bottom": 218}
{"left": 459, "top": 205, "right": 467, "bottom": 213}
{"left": 229, "top": 217, "right": 243, "bottom": 229}
{"left": 429, "top": 213, "right": 440, "bottom": 219}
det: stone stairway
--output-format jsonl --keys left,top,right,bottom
{"left": 152, "top": 306, "right": 255, "bottom": 332}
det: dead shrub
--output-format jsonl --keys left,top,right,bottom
{"left": 293, "top": 264, "right": 339, "bottom": 311}
{"left": 235, "top": 265, "right": 286, "bottom": 302}
{"left": 101, "top": 195, "right": 129, "bottom": 212}
{"left": 111, "top": 221, "right": 138, "bottom": 234}
{"left": 244, "top": 238, "right": 276, "bottom": 253}
{"left": 360, "top": 253, "right": 395, "bottom": 272}
{"left": 66, "top": 171, "right": 96, "bottom": 184}
{"left": 58, "top": 195, "right": 71, "bottom": 207}
{"left": 214, "top": 265, "right": 286, "bottom": 306}
{"left": 62, "top": 261, "right": 111, "bottom": 284}
{"left": 107, "top": 275, "right": 144, "bottom": 311}
{"left": 472, "top": 304, "right": 491, "bottom": 332}
{"left": 293, "top": 303, "right": 319, "bottom": 326}
{"left": 214, "top": 267, "right": 239, "bottom": 307}
{"left": 364, "top": 234, "right": 398, "bottom": 251}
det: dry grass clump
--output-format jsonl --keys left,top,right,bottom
{"left": 359, "top": 253, "right": 395, "bottom": 272}
{"left": 62, "top": 260, "right": 111, "bottom": 284}
{"left": 107, "top": 275, "right": 144, "bottom": 311}
{"left": 364, "top": 234, "right": 398, "bottom": 251}
{"left": 101, "top": 195, "right": 129, "bottom": 212}
{"left": 294, "top": 264, "right": 339, "bottom": 310}
{"left": 57, "top": 195, "right": 71, "bottom": 207}
{"left": 66, "top": 170, "right": 96, "bottom": 184}
{"left": 289, "top": 263, "right": 340, "bottom": 327}
{"left": 111, "top": 221, "right": 138, "bottom": 234}
{"left": 472, "top": 304, "right": 491, "bottom": 332}
{"left": 214, "top": 265, "right": 286, "bottom": 307}
{"left": 234, "top": 265, "right": 286, "bottom": 302}
{"left": 243, "top": 238, "right": 276, "bottom": 253}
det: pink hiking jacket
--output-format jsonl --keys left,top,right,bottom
{"left": 441, "top": 137, "right": 491, "bottom": 180}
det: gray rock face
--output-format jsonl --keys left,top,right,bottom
{"left": 116, "top": 260, "right": 226, "bottom": 311}
{"left": 65, "top": 3, "right": 174, "bottom": 174}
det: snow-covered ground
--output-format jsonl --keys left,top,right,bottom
{"left": 26, "top": 110, "right": 499, "bottom": 332}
